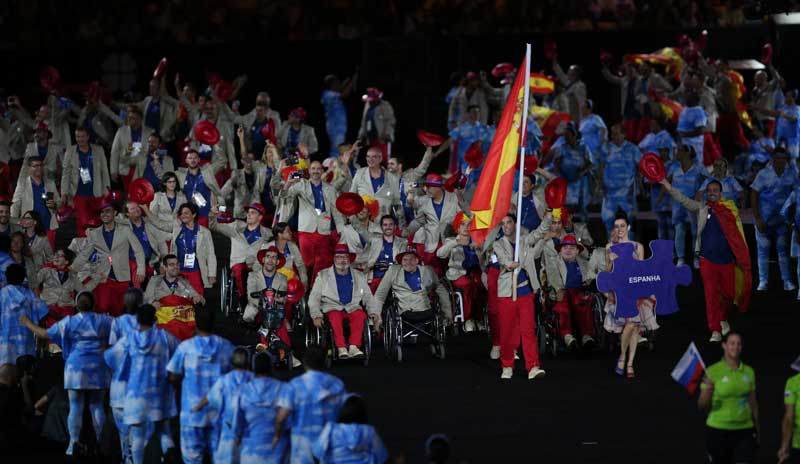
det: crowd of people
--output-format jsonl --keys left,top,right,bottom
{"left": 0, "top": 28, "right": 798, "bottom": 462}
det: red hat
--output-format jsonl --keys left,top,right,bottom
{"left": 361, "top": 87, "right": 383, "bottom": 102}
{"left": 214, "top": 81, "right": 235, "bottom": 102}
{"left": 517, "top": 155, "right": 539, "bottom": 176}
{"left": 257, "top": 245, "right": 287, "bottom": 270}
{"left": 444, "top": 171, "right": 467, "bottom": 193}
{"left": 555, "top": 234, "right": 584, "bottom": 253}
{"left": 639, "top": 152, "right": 666, "bottom": 183}
{"left": 194, "top": 120, "right": 221, "bottom": 146}
{"left": 762, "top": 43, "right": 773, "bottom": 65}
{"left": 56, "top": 205, "right": 74, "bottom": 224}
{"left": 40, "top": 66, "right": 61, "bottom": 93}
{"left": 84, "top": 216, "right": 102, "bottom": 229}
{"left": 464, "top": 142, "right": 484, "bottom": 169}
{"left": 97, "top": 194, "right": 118, "bottom": 212}
{"left": 491, "top": 62, "right": 515, "bottom": 78}
{"left": 465, "top": 71, "right": 479, "bottom": 81}
{"left": 423, "top": 173, "right": 444, "bottom": 188}
{"left": 336, "top": 192, "right": 364, "bottom": 216}
{"left": 451, "top": 212, "right": 470, "bottom": 232}
{"left": 286, "top": 278, "right": 305, "bottom": 303}
{"left": 333, "top": 243, "right": 356, "bottom": 263}
{"left": 129, "top": 178, "right": 155, "bottom": 205}
{"left": 544, "top": 40, "right": 558, "bottom": 60}
{"left": 544, "top": 177, "right": 567, "bottom": 209}
{"left": 244, "top": 202, "right": 267, "bottom": 216}
{"left": 35, "top": 121, "right": 52, "bottom": 138}
{"left": 153, "top": 57, "right": 168, "bottom": 79}
{"left": 395, "top": 243, "right": 420, "bottom": 264}
{"left": 417, "top": 130, "right": 445, "bottom": 147}
{"left": 290, "top": 107, "right": 307, "bottom": 121}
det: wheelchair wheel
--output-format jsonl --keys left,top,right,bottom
{"left": 219, "top": 266, "right": 230, "bottom": 316}
{"left": 591, "top": 293, "right": 608, "bottom": 350}
{"left": 452, "top": 290, "right": 465, "bottom": 336}
{"left": 293, "top": 296, "right": 307, "bottom": 329}
{"left": 536, "top": 316, "right": 547, "bottom": 357}
{"left": 432, "top": 314, "right": 446, "bottom": 360}
{"left": 383, "top": 306, "right": 397, "bottom": 361}
{"left": 362, "top": 319, "right": 372, "bottom": 367}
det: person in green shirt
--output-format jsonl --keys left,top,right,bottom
{"left": 698, "top": 332, "right": 760, "bottom": 464}
{"left": 778, "top": 365, "right": 800, "bottom": 463}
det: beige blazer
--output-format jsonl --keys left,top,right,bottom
{"left": 26, "top": 234, "right": 54, "bottom": 287}
{"left": 130, "top": 150, "right": 174, "bottom": 182}
{"left": 11, "top": 175, "right": 60, "bottom": 230}
{"left": 244, "top": 270, "right": 288, "bottom": 323}
{"left": 144, "top": 275, "right": 205, "bottom": 305}
{"left": 110, "top": 125, "right": 154, "bottom": 177}
{"left": 137, "top": 96, "right": 178, "bottom": 142}
{"left": 409, "top": 192, "right": 468, "bottom": 252}
{"left": 281, "top": 179, "right": 343, "bottom": 235}
{"left": 349, "top": 167, "right": 404, "bottom": 227}
{"left": 436, "top": 237, "right": 478, "bottom": 281}
{"left": 264, "top": 240, "right": 308, "bottom": 287}
{"left": 22, "top": 142, "right": 63, "bottom": 183}
{"left": 365, "top": 236, "right": 405, "bottom": 279}
{"left": 666, "top": 186, "right": 712, "bottom": 255}
{"left": 117, "top": 217, "right": 169, "bottom": 267}
{"left": 336, "top": 225, "right": 371, "bottom": 270}
{"left": 220, "top": 106, "right": 282, "bottom": 154}
{"left": 586, "top": 247, "right": 607, "bottom": 282}
{"left": 358, "top": 101, "right": 396, "bottom": 142}
{"left": 209, "top": 218, "right": 273, "bottom": 266}
{"left": 176, "top": 166, "right": 222, "bottom": 203}
{"left": 165, "top": 223, "right": 217, "bottom": 287}
{"left": 276, "top": 123, "right": 319, "bottom": 155}
{"left": 36, "top": 267, "right": 86, "bottom": 307}
{"left": 220, "top": 161, "right": 270, "bottom": 218}
{"left": 61, "top": 144, "right": 111, "bottom": 198}
{"left": 308, "top": 267, "right": 375, "bottom": 318}
{"left": 493, "top": 216, "right": 552, "bottom": 298}
{"left": 72, "top": 224, "right": 146, "bottom": 282}
{"left": 370, "top": 264, "right": 452, "bottom": 320}
{"left": 541, "top": 245, "right": 591, "bottom": 291}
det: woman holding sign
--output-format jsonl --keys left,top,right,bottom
{"left": 603, "top": 212, "right": 658, "bottom": 378}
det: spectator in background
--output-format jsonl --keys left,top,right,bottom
{"left": 276, "top": 107, "right": 319, "bottom": 156}
{"left": 358, "top": 87, "right": 396, "bottom": 162}
{"left": 667, "top": 144, "right": 706, "bottom": 268}
{"left": 322, "top": 72, "right": 358, "bottom": 158}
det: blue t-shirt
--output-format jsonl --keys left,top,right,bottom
{"left": 76, "top": 148, "right": 94, "bottom": 197}
{"left": 244, "top": 227, "right": 262, "bottom": 245}
{"left": 403, "top": 269, "right": 422, "bottom": 292}
{"left": 102, "top": 227, "right": 117, "bottom": 280}
{"left": 143, "top": 153, "right": 165, "bottom": 191}
{"left": 369, "top": 171, "right": 385, "bottom": 194}
{"left": 130, "top": 128, "right": 141, "bottom": 143}
{"left": 30, "top": 179, "right": 51, "bottom": 229}
{"left": 263, "top": 273, "right": 275, "bottom": 290}
{"left": 462, "top": 245, "right": 478, "bottom": 272}
{"left": 374, "top": 240, "right": 394, "bottom": 279}
{"left": 261, "top": 167, "right": 274, "bottom": 209}
{"left": 176, "top": 224, "right": 199, "bottom": 272}
{"left": 520, "top": 194, "right": 541, "bottom": 231}
{"left": 287, "top": 127, "right": 300, "bottom": 152}
{"left": 183, "top": 172, "right": 211, "bottom": 217}
{"left": 432, "top": 199, "right": 444, "bottom": 219}
{"left": 335, "top": 271, "right": 353, "bottom": 305}
{"left": 516, "top": 269, "right": 533, "bottom": 297}
{"left": 564, "top": 260, "right": 582, "bottom": 289}
{"left": 36, "top": 145, "right": 48, "bottom": 159}
{"left": 366, "top": 105, "right": 378, "bottom": 140}
{"left": 251, "top": 119, "right": 269, "bottom": 159}
{"left": 311, "top": 182, "right": 325, "bottom": 212}
{"left": 701, "top": 209, "right": 734, "bottom": 264}
{"left": 129, "top": 221, "right": 152, "bottom": 263}
{"left": 145, "top": 101, "right": 160, "bottom": 134}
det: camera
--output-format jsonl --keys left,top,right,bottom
{"left": 290, "top": 171, "right": 304, "bottom": 180}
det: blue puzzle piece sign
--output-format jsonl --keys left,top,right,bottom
{"left": 596, "top": 240, "right": 692, "bottom": 318}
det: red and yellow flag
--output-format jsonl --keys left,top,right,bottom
{"left": 709, "top": 200, "right": 752, "bottom": 312}
{"left": 156, "top": 294, "right": 196, "bottom": 340}
{"left": 530, "top": 73, "right": 555, "bottom": 94}
{"left": 627, "top": 48, "right": 684, "bottom": 81}
{"left": 469, "top": 50, "right": 530, "bottom": 244}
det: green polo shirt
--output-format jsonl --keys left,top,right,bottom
{"left": 701, "top": 360, "right": 756, "bottom": 430}
{"left": 784, "top": 373, "right": 800, "bottom": 449}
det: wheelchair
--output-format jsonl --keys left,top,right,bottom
{"left": 383, "top": 292, "right": 447, "bottom": 363}
{"left": 305, "top": 309, "right": 373, "bottom": 367}
{"left": 219, "top": 265, "right": 240, "bottom": 317}
{"left": 249, "top": 288, "right": 294, "bottom": 370}
{"left": 440, "top": 277, "right": 490, "bottom": 337}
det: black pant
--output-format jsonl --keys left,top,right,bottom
{"left": 705, "top": 426, "right": 755, "bottom": 464}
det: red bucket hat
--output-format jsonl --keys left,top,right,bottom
{"left": 395, "top": 243, "right": 420, "bottom": 264}
{"left": 153, "top": 57, "right": 168, "bottom": 78}
{"left": 555, "top": 234, "right": 584, "bottom": 253}
{"left": 544, "top": 178, "right": 567, "bottom": 209}
{"left": 129, "top": 178, "right": 155, "bottom": 205}
{"left": 194, "top": 120, "right": 221, "bottom": 146}
{"left": 286, "top": 278, "right": 305, "bottom": 303}
{"left": 417, "top": 130, "right": 445, "bottom": 147}
{"left": 333, "top": 243, "right": 357, "bottom": 263}
{"left": 361, "top": 87, "right": 383, "bottom": 102}
{"left": 639, "top": 152, "right": 666, "bottom": 183}
{"left": 423, "top": 173, "right": 444, "bottom": 188}
{"left": 491, "top": 62, "right": 515, "bottom": 78}
{"left": 244, "top": 202, "right": 267, "bottom": 216}
{"left": 257, "top": 245, "right": 287, "bottom": 270}
{"left": 336, "top": 192, "right": 365, "bottom": 217}
{"left": 464, "top": 142, "right": 484, "bottom": 169}
{"left": 443, "top": 171, "right": 467, "bottom": 193}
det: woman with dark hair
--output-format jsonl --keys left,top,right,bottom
{"left": 20, "top": 210, "right": 53, "bottom": 284}
{"left": 148, "top": 171, "right": 187, "bottom": 229}
{"left": 311, "top": 394, "right": 389, "bottom": 463}
{"left": 36, "top": 248, "right": 92, "bottom": 353}
{"left": 19, "top": 290, "right": 112, "bottom": 457}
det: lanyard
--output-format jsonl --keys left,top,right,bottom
{"left": 180, "top": 225, "right": 198, "bottom": 253}
{"left": 185, "top": 172, "right": 202, "bottom": 195}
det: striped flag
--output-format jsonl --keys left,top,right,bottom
{"left": 627, "top": 48, "right": 684, "bottom": 80}
{"left": 530, "top": 73, "right": 555, "bottom": 94}
{"left": 671, "top": 342, "right": 706, "bottom": 394}
{"left": 155, "top": 294, "right": 196, "bottom": 340}
{"left": 469, "top": 46, "right": 531, "bottom": 245}
{"left": 649, "top": 90, "right": 684, "bottom": 124}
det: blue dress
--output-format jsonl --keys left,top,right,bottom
{"left": 0, "top": 285, "right": 49, "bottom": 364}
{"left": 233, "top": 377, "right": 291, "bottom": 463}
{"left": 207, "top": 369, "right": 255, "bottom": 464}
{"left": 312, "top": 423, "right": 389, "bottom": 464}
{"left": 285, "top": 371, "right": 347, "bottom": 464}
{"left": 122, "top": 327, "right": 179, "bottom": 424}
{"left": 47, "top": 312, "right": 112, "bottom": 389}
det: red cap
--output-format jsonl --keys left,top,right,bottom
{"left": 215, "top": 81, "right": 234, "bottom": 102}
{"left": 286, "top": 278, "right": 305, "bottom": 303}
{"left": 517, "top": 155, "right": 539, "bottom": 176}
{"left": 290, "top": 107, "right": 307, "bottom": 121}
{"left": 333, "top": 243, "right": 356, "bottom": 262}
{"left": 153, "top": 57, "right": 168, "bottom": 79}
{"left": 444, "top": 171, "right": 467, "bottom": 193}
{"left": 417, "top": 130, "right": 445, "bottom": 147}
{"left": 491, "top": 63, "right": 515, "bottom": 78}
{"left": 395, "top": 243, "right": 420, "bottom": 264}
{"left": 639, "top": 152, "right": 666, "bottom": 183}
{"left": 464, "top": 142, "right": 484, "bottom": 169}
{"left": 194, "top": 120, "right": 221, "bottom": 146}
{"left": 762, "top": 43, "right": 773, "bottom": 65}
{"left": 244, "top": 202, "right": 266, "bottom": 216}
{"left": 361, "top": 87, "right": 383, "bottom": 102}
{"left": 40, "top": 66, "right": 61, "bottom": 93}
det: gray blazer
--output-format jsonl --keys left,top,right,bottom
{"left": 61, "top": 144, "right": 111, "bottom": 198}
{"left": 308, "top": 267, "right": 375, "bottom": 317}
{"left": 370, "top": 264, "right": 452, "bottom": 320}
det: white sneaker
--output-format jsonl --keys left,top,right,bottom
{"left": 337, "top": 347, "right": 349, "bottom": 359}
{"left": 291, "top": 354, "right": 302, "bottom": 368}
{"left": 348, "top": 345, "right": 364, "bottom": 359}
{"left": 489, "top": 345, "right": 501, "bottom": 359}
{"left": 693, "top": 257, "right": 700, "bottom": 269}
{"left": 514, "top": 351, "right": 520, "bottom": 360}
{"left": 581, "top": 335, "right": 596, "bottom": 346}
{"left": 720, "top": 320, "right": 730, "bottom": 336}
{"left": 564, "top": 334, "right": 577, "bottom": 349}
{"left": 528, "top": 366, "right": 546, "bottom": 380}
{"left": 757, "top": 281, "right": 768, "bottom": 291}
{"left": 785, "top": 281, "right": 797, "bottom": 292}
{"left": 676, "top": 258, "right": 686, "bottom": 267}
{"left": 500, "top": 367, "right": 513, "bottom": 379}
{"left": 464, "top": 320, "right": 476, "bottom": 333}
{"left": 709, "top": 331, "right": 722, "bottom": 342}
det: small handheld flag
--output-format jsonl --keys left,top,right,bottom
{"left": 671, "top": 342, "right": 706, "bottom": 394}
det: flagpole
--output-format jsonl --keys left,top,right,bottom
{"left": 512, "top": 43, "right": 532, "bottom": 302}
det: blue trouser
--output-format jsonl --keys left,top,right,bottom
{"left": 112, "top": 407, "right": 130, "bottom": 462}
{"left": 601, "top": 192, "right": 634, "bottom": 238}
{"left": 656, "top": 211, "right": 674, "bottom": 240}
{"left": 755, "top": 223, "right": 792, "bottom": 284}
{"left": 566, "top": 178, "right": 590, "bottom": 222}
{"left": 130, "top": 419, "right": 174, "bottom": 464}
{"left": 672, "top": 209, "right": 697, "bottom": 260}
{"left": 213, "top": 429, "right": 238, "bottom": 464}
{"left": 180, "top": 424, "right": 216, "bottom": 464}
{"left": 67, "top": 389, "right": 105, "bottom": 455}
{"left": 326, "top": 126, "right": 345, "bottom": 157}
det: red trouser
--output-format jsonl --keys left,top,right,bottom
{"left": 129, "top": 260, "right": 153, "bottom": 289}
{"left": 623, "top": 118, "right": 650, "bottom": 144}
{"left": 182, "top": 270, "right": 205, "bottom": 296}
{"left": 486, "top": 266, "right": 500, "bottom": 346}
{"left": 451, "top": 273, "right": 481, "bottom": 321}
{"left": 231, "top": 263, "right": 249, "bottom": 297}
{"left": 74, "top": 195, "right": 99, "bottom": 237}
{"left": 551, "top": 288, "right": 594, "bottom": 338}
{"left": 93, "top": 280, "right": 130, "bottom": 316}
{"left": 298, "top": 231, "right": 334, "bottom": 287}
{"left": 497, "top": 293, "right": 540, "bottom": 370}
{"left": 197, "top": 216, "right": 209, "bottom": 228}
{"left": 699, "top": 258, "right": 735, "bottom": 332}
{"left": 43, "top": 305, "right": 76, "bottom": 328}
{"left": 369, "top": 277, "right": 382, "bottom": 294}
{"left": 325, "top": 310, "right": 367, "bottom": 348}
{"left": 46, "top": 230, "right": 56, "bottom": 250}
{"left": 416, "top": 243, "right": 444, "bottom": 277}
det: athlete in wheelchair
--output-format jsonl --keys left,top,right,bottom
{"left": 371, "top": 244, "right": 453, "bottom": 362}
{"left": 307, "top": 244, "right": 379, "bottom": 364}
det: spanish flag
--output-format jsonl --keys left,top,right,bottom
{"left": 470, "top": 47, "right": 531, "bottom": 245}
{"left": 709, "top": 200, "right": 752, "bottom": 312}
{"left": 649, "top": 90, "right": 684, "bottom": 124}
{"left": 531, "top": 105, "right": 570, "bottom": 154}
{"left": 155, "top": 294, "right": 196, "bottom": 340}
{"left": 530, "top": 73, "right": 555, "bottom": 94}
{"left": 627, "top": 48, "right": 684, "bottom": 81}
